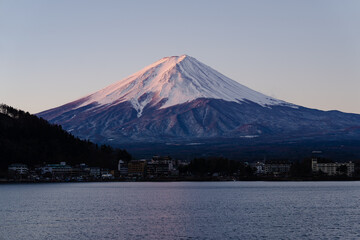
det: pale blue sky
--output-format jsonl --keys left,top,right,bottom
{"left": 1, "top": 0, "right": 360, "bottom": 114}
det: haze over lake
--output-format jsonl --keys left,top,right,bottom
{"left": 1, "top": 182, "right": 360, "bottom": 240}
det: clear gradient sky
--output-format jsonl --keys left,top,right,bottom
{"left": 1, "top": 0, "right": 360, "bottom": 114}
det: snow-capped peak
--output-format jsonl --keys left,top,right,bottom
{"left": 76, "top": 55, "right": 294, "bottom": 117}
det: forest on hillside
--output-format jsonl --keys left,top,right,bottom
{"left": 0, "top": 104, "right": 131, "bottom": 174}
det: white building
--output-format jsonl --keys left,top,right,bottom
{"left": 118, "top": 160, "right": 128, "bottom": 176}
{"left": 8, "top": 163, "right": 28, "bottom": 175}
{"left": 41, "top": 162, "right": 72, "bottom": 175}
{"left": 312, "top": 159, "right": 355, "bottom": 176}
{"left": 264, "top": 160, "right": 291, "bottom": 175}
{"left": 253, "top": 162, "right": 265, "bottom": 174}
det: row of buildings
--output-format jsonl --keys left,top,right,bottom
{"left": 251, "top": 157, "right": 355, "bottom": 177}
{"left": 8, "top": 162, "right": 116, "bottom": 181}
{"left": 311, "top": 159, "right": 354, "bottom": 176}
{"left": 252, "top": 160, "right": 291, "bottom": 176}
{"left": 7, "top": 156, "right": 185, "bottom": 181}
{"left": 119, "top": 155, "right": 182, "bottom": 178}
{"left": 7, "top": 153, "right": 357, "bottom": 180}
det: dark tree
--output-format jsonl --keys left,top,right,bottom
{"left": 337, "top": 165, "right": 348, "bottom": 175}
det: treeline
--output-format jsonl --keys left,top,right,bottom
{"left": 179, "top": 157, "right": 254, "bottom": 177}
{"left": 0, "top": 104, "right": 131, "bottom": 174}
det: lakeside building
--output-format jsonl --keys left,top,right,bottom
{"left": 312, "top": 159, "right": 355, "bottom": 176}
{"left": 147, "top": 155, "right": 176, "bottom": 177}
{"left": 89, "top": 167, "right": 101, "bottom": 178}
{"left": 128, "top": 160, "right": 147, "bottom": 177}
{"left": 118, "top": 160, "right": 128, "bottom": 176}
{"left": 38, "top": 162, "right": 94, "bottom": 179}
{"left": 101, "top": 173, "right": 114, "bottom": 179}
{"left": 100, "top": 169, "right": 110, "bottom": 175}
{"left": 264, "top": 160, "right": 291, "bottom": 176}
{"left": 40, "top": 162, "right": 73, "bottom": 176}
{"left": 250, "top": 162, "right": 265, "bottom": 175}
{"left": 8, "top": 163, "right": 28, "bottom": 175}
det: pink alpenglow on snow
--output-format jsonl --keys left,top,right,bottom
{"left": 76, "top": 55, "right": 295, "bottom": 117}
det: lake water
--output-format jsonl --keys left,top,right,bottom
{"left": 1, "top": 181, "right": 360, "bottom": 240}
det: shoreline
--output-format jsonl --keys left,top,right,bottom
{"left": 1, "top": 176, "right": 360, "bottom": 184}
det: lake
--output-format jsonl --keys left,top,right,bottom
{"left": 1, "top": 181, "right": 360, "bottom": 240}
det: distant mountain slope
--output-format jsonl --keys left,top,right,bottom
{"left": 0, "top": 104, "right": 131, "bottom": 172}
{"left": 38, "top": 55, "right": 360, "bottom": 146}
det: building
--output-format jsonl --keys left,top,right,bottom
{"left": 8, "top": 163, "right": 28, "bottom": 175}
{"left": 89, "top": 167, "right": 101, "bottom": 178}
{"left": 118, "top": 160, "right": 128, "bottom": 176}
{"left": 128, "top": 160, "right": 147, "bottom": 176}
{"left": 264, "top": 160, "right": 291, "bottom": 175}
{"left": 146, "top": 161, "right": 170, "bottom": 177}
{"left": 42, "top": 162, "right": 73, "bottom": 177}
{"left": 101, "top": 173, "right": 114, "bottom": 180}
{"left": 251, "top": 162, "right": 265, "bottom": 175}
{"left": 312, "top": 159, "right": 355, "bottom": 176}
{"left": 146, "top": 156, "right": 175, "bottom": 177}
{"left": 74, "top": 163, "right": 90, "bottom": 177}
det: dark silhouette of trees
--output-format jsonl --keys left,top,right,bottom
{"left": 0, "top": 104, "right": 131, "bottom": 173}
{"left": 289, "top": 158, "right": 312, "bottom": 177}
{"left": 337, "top": 165, "right": 348, "bottom": 175}
{"left": 184, "top": 157, "right": 254, "bottom": 177}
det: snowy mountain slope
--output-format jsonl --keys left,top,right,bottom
{"left": 37, "top": 55, "right": 360, "bottom": 145}
{"left": 41, "top": 55, "right": 295, "bottom": 118}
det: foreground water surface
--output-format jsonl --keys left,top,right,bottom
{"left": 1, "top": 181, "right": 360, "bottom": 240}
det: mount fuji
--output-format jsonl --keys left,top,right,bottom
{"left": 38, "top": 55, "right": 360, "bottom": 157}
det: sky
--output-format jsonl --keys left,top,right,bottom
{"left": 1, "top": 0, "right": 360, "bottom": 114}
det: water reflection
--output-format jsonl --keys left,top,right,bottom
{"left": 1, "top": 182, "right": 360, "bottom": 239}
